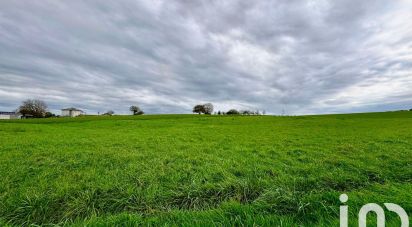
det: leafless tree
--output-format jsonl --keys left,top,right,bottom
{"left": 203, "top": 103, "right": 214, "bottom": 115}
{"left": 18, "top": 99, "right": 48, "bottom": 118}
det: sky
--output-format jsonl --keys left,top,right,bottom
{"left": 1, "top": 0, "right": 412, "bottom": 115}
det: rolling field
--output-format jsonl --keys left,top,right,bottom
{"left": 0, "top": 112, "right": 411, "bottom": 226}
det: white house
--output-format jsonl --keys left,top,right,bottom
{"left": 61, "top": 108, "right": 84, "bottom": 117}
{"left": 0, "top": 111, "right": 20, "bottom": 120}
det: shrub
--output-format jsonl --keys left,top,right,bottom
{"left": 226, "top": 109, "right": 240, "bottom": 115}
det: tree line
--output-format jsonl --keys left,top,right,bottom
{"left": 192, "top": 103, "right": 265, "bottom": 115}
{"left": 14, "top": 99, "right": 268, "bottom": 118}
{"left": 14, "top": 99, "right": 146, "bottom": 118}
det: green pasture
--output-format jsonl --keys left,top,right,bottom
{"left": 0, "top": 112, "right": 411, "bottom": 226}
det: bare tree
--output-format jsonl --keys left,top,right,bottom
{"left": 203, "top": 103, "right": 214, "bottom": 115}
{"left": 18, "top": 99, "right": 48, "bottom": 118}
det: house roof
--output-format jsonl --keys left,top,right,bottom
{"left": 61, "top": 107, "right": 83, "bottom": 112}
{"left": 0, "top": 111, "right": 17, "bottom": 115}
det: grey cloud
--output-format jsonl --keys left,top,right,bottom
{"left": 0, "top": 0, "right": 412, "bottom": 115}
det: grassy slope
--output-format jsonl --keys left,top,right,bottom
{"left": 0, "top": 112, "right": 411, "bottom": 226}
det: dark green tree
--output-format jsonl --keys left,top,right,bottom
{"left": 226, "top": 109, "right": 240, "bottom": 115}
{"left": 193, "top": 105, "right": 204, "bottom": 114}
{"left": 130, "top": 105, "right": 144, "bottom": 115}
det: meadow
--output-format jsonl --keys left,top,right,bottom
{"left": 0, "top": 112, "right": 411, "bottom": 226}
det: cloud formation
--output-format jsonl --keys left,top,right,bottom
{"left": 1, "top": 0, "right": 411, "bottom": 114}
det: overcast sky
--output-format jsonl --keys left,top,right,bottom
{"left": 1, "top": 1, "right": 412, "bottom": 115}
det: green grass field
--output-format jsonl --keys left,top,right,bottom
{"left": 0, "top": 112, "right": 411, "bottom": 226}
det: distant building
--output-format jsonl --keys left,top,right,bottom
{"left": 0, "top": 111, "right": 20, "bottom": 120}
{"left": 61, "top": 108, "right": 84, "bottom": 117}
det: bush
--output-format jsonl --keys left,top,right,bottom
{"left": 226, "top": 109, "right": 240, "bottom": 115}
{"left": 45, "top": 112, "right": 56, "bottom": 118}
{"left": 240, "top": 110, "right": 253, "bottom": 115}
{"left": 103, "top": 110, "right": 114, "bottom": 116}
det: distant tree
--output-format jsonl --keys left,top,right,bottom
{"left": 18, "top": 99, "right": 48, "bottom": 118}
{"left": 226, "top": 109, "right": 240, "bottom": 115}
{"left": 130, "top": 105, "right": 144, "bottom": 115}
{"left": 203, "top": 103, "right": 214, "bottom": 115}
{"left": 217, "top": 111, "right": 221, "bottom": 115}
{"left": 45, "top": 112, "right": 55, "bottom": 118}
{"left": 193, "top": 103, "right": 214, "bottom": 114}
{"left": 103, "top": 110, "right": 114, "bottom": 116}
{"left": 262, "top": 110, "right": 266, "bottom": 115}
{"left": 193, "top": 104, "right": 204, "bottom": 114}
{"left": 410, "top": 108, "right": 412, "bottom": 111}
{"left": 241, "top": 110, "right": 252, "bottom": 115}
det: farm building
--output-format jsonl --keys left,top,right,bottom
{"left": 61, "top": 108, "right": 84, "bottom": 117}
{"left": 0, "top": 111, "right": 20, "bottom": 120}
